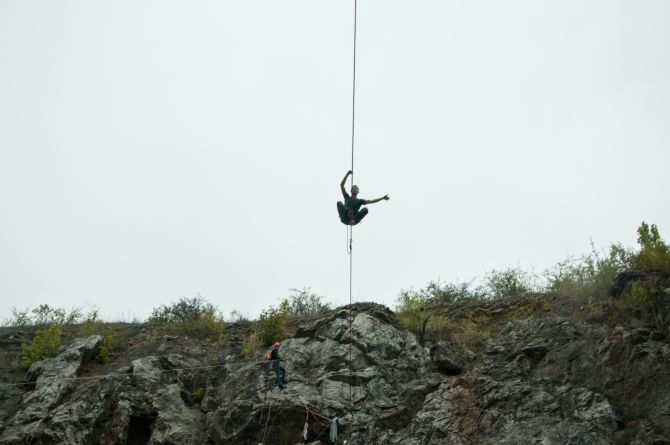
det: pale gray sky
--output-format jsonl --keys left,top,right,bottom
{"left": 1, "top": 1, "right": 669, "bottom": 322}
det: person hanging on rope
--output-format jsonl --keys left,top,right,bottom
{"left": 337, "top": 170, "right": 389, "bottom": 225}
{"left": 269, "top": 341, "right": 287, "bottom": 389}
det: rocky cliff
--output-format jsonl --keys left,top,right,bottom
{"left": 1, "top": 298, "right": 670, "bottom": 444}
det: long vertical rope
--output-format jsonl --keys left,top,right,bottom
{"left": 351, "top": 0, "right": 357, "bottom": 179}
{"left": 348, "top": 0, "right": 358, "bottom": 419}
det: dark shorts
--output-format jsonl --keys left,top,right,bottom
{"left": 337, "top": 201, "right": 368, "bottom": 225}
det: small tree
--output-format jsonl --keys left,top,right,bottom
{"left": 31, "top": 304, "right": 81, "bottom": 326}
{"left": 256, "top": 306, "right": 287, "bottom": 347}
{"left": 396, "top": 290, "right": 432, "bottom": 345}
{"left": 484, "top": 268, "right": 536, "bottom": 299}
{"left": 5, "top": 308, "right": 31, "bottom": 327}
{"left": 422, "top": 280, "right": 485, "bottom": 304}
{"left": 21, "top": 324, "right": 62, "bottom": 368}
{"left": 281, "top": 288, "right": 330, "bottom": 318}
{"left": 4, "top": 305, "right": 82, "bottom": 327}
{"left": 632, "top": 222, "right": 670, "bottom": 273}
{"left": 149, "top": 296, "right": 225, "bottom": 339}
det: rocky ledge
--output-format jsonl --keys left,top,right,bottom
{"left": 1, "top": 302, "right": 669, "bottom": 444}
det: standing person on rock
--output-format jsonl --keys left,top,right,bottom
{"left": 337, "top": 170, "right": 390, "bottom": 226}
{"left": 270, "top": 341, "right": 287, "bottom": 389}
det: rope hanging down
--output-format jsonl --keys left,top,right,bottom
{"left": 348, "top": 0, "right": 358, "bottom": 419}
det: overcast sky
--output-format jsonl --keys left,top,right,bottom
{"left": 1, "top": 1, "right": 669, "bottom": 322}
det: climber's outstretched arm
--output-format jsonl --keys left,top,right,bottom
{"left": 364, "top": 195, "right": 390, "bottom": 205}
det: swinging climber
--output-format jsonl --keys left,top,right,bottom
{"left": 337, "top": 170, "right": 389, "bottom": 225}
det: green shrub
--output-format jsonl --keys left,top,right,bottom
{"left": 396, "top": 279, "right": 495, "bottom": 343}
{"left": 545, "top": 223, "right": 668, "bottom": 301}
{"left": 256, "top": 306, "right": 287, "bottom": 347}
{"left": 484, "top": 268, "right": 537, "bottom": 299}
{"left": 280, "top": 288, "right": 330, "bottom": 318}
{"left": 396, "top": 290, "right": 433, "bottom": 345}
{"left": 5, "top": 308, "right": 31, "bottom": 327}
{"left": 77, "top": 308, "right": 102, "bottom": 336}
{"left": 21, "top": 325, "right": 62, "bottom": 368}
{"left": 609, "top": 282, "right": 664, "bottom": 330}
{"left": 413, "top": 280, "right": 485, "bottom": 304}
{"left": 4, "top": 305, "right": 82, "bottom": 327}
{"left": 545, "top": 243, "right": 630, "bottom": 300}
{"left": 32, "top": 304, "right": 82, "bottom": 326}
{"left": 149, "top": 296, "right": 225, "bottom": 340}
{"left": 150, "top": 296, "right": 216, "bottom": 323}
{"left": 631, "top": 222, "right": 670, "bottom": 273}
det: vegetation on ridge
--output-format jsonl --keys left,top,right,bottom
{"left": 4, "top": 222, "right": 669, "bottom": 370}
{"left": 395, "top": 221, "right": 670, "bottom": 358}
{"left": 149, "top": 295, "right": 225, "bottom": 340}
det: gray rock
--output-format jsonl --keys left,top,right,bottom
{"left": 0, "top": 341, "right": 208, "bottom": 445}
{"left": 150, "top": 384, "right": 199, "bottom": 445}
{"left": 205, "top": 303, "right": 428, "bottom": 444}
{"left": 130, "top": 356, "right": 163, "bottom": 389}
{"left": 663, "top": 288, "right": 670, "bottom": 339}
{"left": 429, "top": 341, "right": 464, "bottom": 374}
{"left": 0, "top": 335, "right": 104, "bottom": 444}
{"left": 19, "top": 335, "right": 103, "bottom": 422}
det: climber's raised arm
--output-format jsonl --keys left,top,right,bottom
{"left": 340, "top": 170, "right": 353, "bottom": 196}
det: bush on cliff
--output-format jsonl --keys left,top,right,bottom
{"left": 632, "top": 222, "right": 670, "bottom": 274}
{"left": 544, "top": 243, "right": 630, "bottom": 301}
{"left": 256, "top": 305, "right": 287, "bottom": 347}
{"left": 5, "top": 304, "right": 82, "bottom": 327}
{"left": 396, "top": 290, "right": 433, "bottom": 345}
{"left": 280, "top": 288, "right": 331, "bottom": 318}
{"left": 149, "top": 296, "right": 225, "bottom": 340}
{"left": 21, "top": 324, "right": 62, "bottom": 368}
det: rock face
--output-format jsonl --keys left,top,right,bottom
{"left": 203, "top": 303, "right": 438, "bottom": 444}
{"left": 0, "top": 340, "right": 207, "bottom": 445}
{"left": 0, "top": 335, "right": 104, "bottom": 443}
{"left": 409, "top": 317, "right": 670, "bottom": 445}
{"left": 1, "top": 303, "right": 670, "bottom": 444}
{"left": 429, "top": 341, "right": 464, "bottom": 374}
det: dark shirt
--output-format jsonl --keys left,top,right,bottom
{"left": 342, "top": 191, "right": 366, "bottom": 215}
{"left": 271, "top": 347, "right": 281, "bottom": 361}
